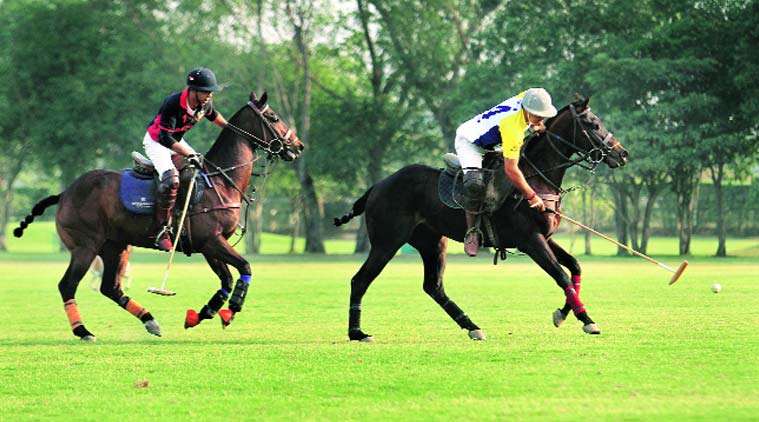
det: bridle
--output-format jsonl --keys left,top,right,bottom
{"left": 224, "top": 101, "right": 297, "bottom": 158}
{"left": 520, "top": 104, "right": 619, "bottom": 194}
{"left": 192, "top": 100, "right": 298, "bottom": 244}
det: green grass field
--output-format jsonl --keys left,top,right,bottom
{"left": 1, "top": 224, "right": 758, "bottom": 420}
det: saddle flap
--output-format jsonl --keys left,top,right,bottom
{"left": 131, "top": 151, "right": 155, "bottom": 178}
{"left": 438, "top": 151, "right": 513, "bottom": 212}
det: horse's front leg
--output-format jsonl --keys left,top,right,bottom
{"left": 200, "top": 236, "right": 252, "bottom": 328}
{"left": 184, "top": 255, "right": 234, "bottom": 329}
{"left": 546, "top": 238, "right": 582, "bottom": 328}
{"left": 520, "top": 234, "right": 599, "bottom": 334}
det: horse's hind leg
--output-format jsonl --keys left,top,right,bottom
{"left": 547, "top": 238, "right": 582, "bottom": 328}
{"left": 58, "top": 248, "right": 99, "bottom": 341}
{"left": 409, "top": 226, "right": 485, "bottom": 340}
{"left": 520, "top": 234, "right": 599, "bottom": 334}
{"left": 98, "top": 241, "right": 161, "bottom": 337}
{"left": 348, "top": 245, "right": 402, "bottom": 342}
{"left": 185, "top": 255, "right": 233, "bottom": 329}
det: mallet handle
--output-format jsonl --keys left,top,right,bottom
{"left": 550, "top": 209, "right": 674, "bottom": 271}
{"left": 159, "top": 169, "right": 198, "bottom": 288}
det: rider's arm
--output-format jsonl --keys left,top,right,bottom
{"left": 500, "top": 113, "right": 545, "bottom": 211}
{"left": 504, "top": 159, "right": 545, "bottom": 211}
{"left": 212, "top": 113, "right": 228, "bottom": 128}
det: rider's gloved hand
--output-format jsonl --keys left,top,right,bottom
{"left": 187, "top": 153, "right": 203, "bottom": 168}
{"left": 527, "top": 192, "right": 545, "bottom": 212}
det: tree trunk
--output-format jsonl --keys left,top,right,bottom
{"left": 289, "top": 193, "right": 300, "bottom": 254}
{"left": 639, "top": 185, "right": 661, "bottom": 255}
{"left": 245, "top": 198, "right": 263, "bottom": 254}
{"left": 580, "top": 184, "right": 593, "bottom": 255}
{"left": 436, "top": 108, "right": 457, "bottom": 152}
{"left": 709, "top": 165, "right": 727, "bottom": 257}
{"left": 0, "top": 162, "right": 24, "bottom": 252}
{"left": 611, "top": 184, "right": 630, "bottom": 256}
{"left": 354, "top": 144, "right": 384, "bottom": 253}
{"left": 288, "top": 1, "right": 325, "bottom": 254}
{"left": 673, "top": 170, "right": 699, "bottom": 256}
{"left": 296, "top": 159, "right": 325, "bottom": 253}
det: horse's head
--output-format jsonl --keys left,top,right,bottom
{"left": 547, "top": 95, "right": 628, "bottom": 169}
{"left": 249, "top": 92, "right": 304, "bottom": 161}
{"left": 226, "top": 92, "right": 304, "bottom": 161}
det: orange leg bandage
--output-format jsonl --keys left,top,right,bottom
{"left": 125, "top": 299, "right": 147, "bottom": 319}
{"left": 64, "top": 299, "right": 83, "bottom": 330}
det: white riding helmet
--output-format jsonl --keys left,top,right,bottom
{"left": 522, "top": 88, "right": 557, "bottom": 118}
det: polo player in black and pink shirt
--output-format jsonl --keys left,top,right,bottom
{"left": 142, "top": 67, "right": 228, "bottom": 251}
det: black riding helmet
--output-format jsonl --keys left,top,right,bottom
{"left": 186, "top": 67, "right": 221, "bottom": 92}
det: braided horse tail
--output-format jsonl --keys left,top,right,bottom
{"left": 13, "top": 195, "right": 60, "bottom": 238}
{"left": 333, "top": 186, "right": 374, "bottom": 227}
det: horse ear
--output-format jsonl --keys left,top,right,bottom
{"left": 260, "top": 91, "right": 268, "bottom": 105}
{"left": 573, "top": 93, "right": 590, "bottom": 111}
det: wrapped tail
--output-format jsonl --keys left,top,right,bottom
{"left": 334, "top": 186, "right": 373, "bottom": 227}
{"left": 13, "top": 195, "right": 60, "bottom": 238}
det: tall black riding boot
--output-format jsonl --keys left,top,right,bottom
{"left": 462, "top": 170, "right": 485, "bottom": 257}
{"left": 153, "top": 169, "right": 178, "bottom": 252}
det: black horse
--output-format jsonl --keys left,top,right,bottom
{"left": 335, "top": 96, "right": 628, "bottom": 341}
{"left": 14, "top": 92, "right": 303, "bottom": 341}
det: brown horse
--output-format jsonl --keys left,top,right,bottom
{"left": 335, "top": 96, "right": 628, "bottom": 341}
{"left": 14, "top": 92, "right": 303, "bottom": 341}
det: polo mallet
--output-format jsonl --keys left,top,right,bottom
{"left": 147, "top": 168, "right": 198, "bottom": 296}
{"left": 546, "top": 208, "right": 688, "bottom": 285}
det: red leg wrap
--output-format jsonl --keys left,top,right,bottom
{"left": 571, "top": 275, "right": 581, "bottom": 295}
{"left": 564, "top": 286, "right": 585, "bottom": 315}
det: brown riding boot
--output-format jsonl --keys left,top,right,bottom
{"left": 153, "top": 169, "right": 178, "bottom": 252}
{"left": 464, "top": 211, "right": 481, "bottom": 257}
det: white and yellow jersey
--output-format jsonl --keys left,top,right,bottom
{"left": 455, "top": 91, "right": 529, "bottom": 160}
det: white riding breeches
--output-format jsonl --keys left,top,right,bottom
{"left": 454, "top": 133, "right": 486, "bottom": 173}
{"left": 142, "top": 132, "right": 196, "bottom": 175}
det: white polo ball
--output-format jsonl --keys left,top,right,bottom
{"left": 711, "top": 283, "right": 721, "bottom": 293}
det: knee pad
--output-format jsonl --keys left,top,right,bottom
{"left": 463, "top": 170, "right": 485, "bottom": 208}
{"left": 158, "top": 169, "right": 179, "bottom": 193}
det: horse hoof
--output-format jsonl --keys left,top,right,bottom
{"left": 349, "top": 330, "right": 373, "bottom": 342}
{"left": 582, "top": 323, "right": 601, "bottom": 335}
{"left": 144, "top": 319, "right": 162, "bottom": 337}
{"left": 81, "top": 335, "right": 96, "bottom": 342}
{"left": 185, "top": 310, "right": 200, "bottom": 329}
{"left": 219, "top": 309, "right": 235, "bottom": 329}
{"left": 553, "top": 308, "right": 566, "bottom": 328}
{"left": 468, "top": 329, "right": 487, "bottom": 340}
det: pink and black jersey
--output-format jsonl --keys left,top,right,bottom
{"left": 147, "top": 88, "right": 219, "bottom": 148}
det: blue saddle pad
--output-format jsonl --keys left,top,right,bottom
{"left": 120, "top": 169, "right": 156, "bottom": 214}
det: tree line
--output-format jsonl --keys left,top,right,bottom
{"left": 1, "top": 0, "right": 757, "bottom": 256}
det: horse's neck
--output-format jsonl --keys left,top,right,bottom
{"left": 204, "top": 133, "right": 255, "bottom": 191}
{"left": 521, "top": 130, "right": 573, "bottom": 193}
